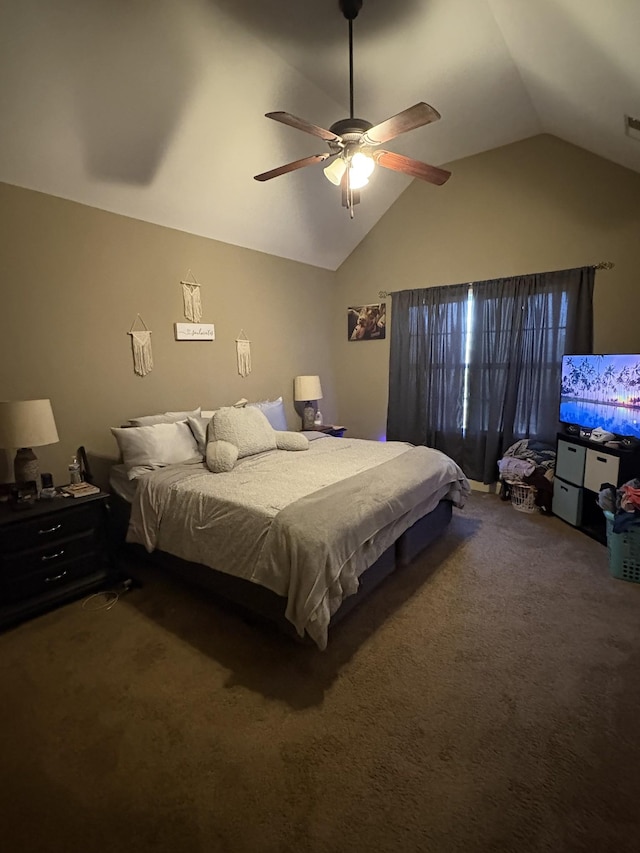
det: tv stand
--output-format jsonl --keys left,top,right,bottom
{"left": 552, "top": 432, "right": 640, "bottom": 544}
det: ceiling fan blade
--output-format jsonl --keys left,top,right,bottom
{"left": 266, "top": 112, "right": 341, "bottom": 143}
{"left": 373, "top": 150, "right": 451, "bottom": 185}
{"left": 362, "top": 102, "right": 441, "bottom": 146}
{"left": 254, "top": 153, "right": 331, "bottom": 182}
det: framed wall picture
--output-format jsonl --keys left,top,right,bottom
{"left": 347, "top": 302, "right": 386, "bottom": 341}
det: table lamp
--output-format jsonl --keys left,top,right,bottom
{"left": 0, "top": 399, "right": 60, "bottom": 486}
{"left": 294, "top": 375, "right": 323, "bottom": 430}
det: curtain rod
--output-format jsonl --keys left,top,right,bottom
{"left": 377, "top": 261, "right": 614, "bottom": 300}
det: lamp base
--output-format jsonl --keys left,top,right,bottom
{"left": 302, "top": 403, "right": 316, "bottom": 431}
{"left": 14, "top": 447, "right": 40, "bottom": 489}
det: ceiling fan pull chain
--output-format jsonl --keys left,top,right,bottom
{"left": 348, "top": 169, "right": 355, "bottom": 219}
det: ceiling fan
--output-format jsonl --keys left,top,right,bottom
{"left": 254, "top": 0, "right": 451, "bottom": 217}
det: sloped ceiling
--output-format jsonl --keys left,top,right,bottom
{"left": 1, "top": 0, "right": 638, "bottom": 271}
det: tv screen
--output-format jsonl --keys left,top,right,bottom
{"left": 560, "top": 354, "right": 640, "bottom": 439}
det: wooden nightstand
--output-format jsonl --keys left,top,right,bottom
{"left": 312, "top": 425, "right": 347, "bottom": 438}
{"left": 0, "top": 491, "right": 113, "bottom": 629}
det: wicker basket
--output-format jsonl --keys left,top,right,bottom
{"left": 507, "top": 481, "right": 537, "bottom": 514}
{"left": 604, "top": 510, "right": 640, "bottom": 583}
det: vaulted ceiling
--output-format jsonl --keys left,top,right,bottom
{"left": 1, "top": 1, "right": 639, "bottom": 271}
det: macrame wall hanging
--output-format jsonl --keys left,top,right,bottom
{"left": 235, "top": 330, "right": 252, "bottom": 378}
{"left": 128, "top": 314, "right": 154, "bottom": 377}
{"left": 180, "top": 269, "right": 202, "bottom": 322}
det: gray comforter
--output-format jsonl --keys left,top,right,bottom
{"left": 127, "top": 437, "right": 470, "bottom": 648}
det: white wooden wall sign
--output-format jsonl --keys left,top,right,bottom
{"left": 174, "top": 323, "right": 215, "bottom": 341}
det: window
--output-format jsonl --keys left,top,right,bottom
{"left": 387, "top": 268, "right": 594, "bottom": 482}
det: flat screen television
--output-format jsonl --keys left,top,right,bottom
{"left": 560, "top": 354, "right": 640, "bottom": 439}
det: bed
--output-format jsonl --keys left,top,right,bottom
{"left": 109, "top": 407, "right": 470, "bottom": 649}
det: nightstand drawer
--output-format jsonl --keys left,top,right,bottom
{"left": 0, "top": 530, "right": 98, "bottom": 579}
{"left": 0, "top": 553, "right": 103, "bottom": 605}
{"left": 0, "top": 491, "right": 112, "bottom": 629}
{"left": 0, "top": 503, "right": 102, "bottom": 554}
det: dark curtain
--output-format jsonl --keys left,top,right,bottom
{"left": 386, "top": 283, "right": 469, "bottom": 463}
{"left": 386, "top": 266, "right": 594, "bottom": 483}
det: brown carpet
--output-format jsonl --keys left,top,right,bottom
{"left": 2, "top": 492, "right": 640, "bottom": 853}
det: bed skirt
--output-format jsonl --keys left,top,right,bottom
{"left": 108, "top": 493, "right": 453, "bottom": 642}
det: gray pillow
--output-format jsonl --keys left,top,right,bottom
{"left": 128, "top": 407, "right": 201, "bottom": 427}
{"left": 275, "top": 431, "right": 309, "bottom": 451}
{"left": 205, "top": 439, "right": 238, "bottom": 474}
{"left": 209, "top": 406, "right": 277, "bottom": 460}
{"left": 204, "top": 407, "right": 309, "bottom": 473}
{"left": 246, "top": 396, "right": 288, "bottom": 430}
{"left": 187, "top": 415, "right": 212, "bottom": 456}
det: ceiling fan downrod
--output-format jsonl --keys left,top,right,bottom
{"left": 339, "top": 0, "right": 362, "bottom": 120}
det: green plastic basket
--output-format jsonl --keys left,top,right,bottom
{"left": 604, "top": 510, "right": 640, "bottom": 583}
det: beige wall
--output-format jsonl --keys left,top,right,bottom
{"left": 0, "top": 183, "right": 336, "bottom": 486}
{"left": 332, "top": 134, "right": 640, "bottom": 441}
{"left": 2, "top": 134, "right": 639, "bottom": 488}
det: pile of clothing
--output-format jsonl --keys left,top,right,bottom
{"left": 598, "top": 479, "right": 640, "bottom": 532}
{"left": 497, "top": 438, "right": 557, "bottom": 514}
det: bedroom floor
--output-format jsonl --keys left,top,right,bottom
{"left": 2, "top": 492, "right": 639, "bottom": 853}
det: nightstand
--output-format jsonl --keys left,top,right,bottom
{"left": 0, "top": 492, "right": 113, "bottom": 629}
{"left": 312, "top": 425, "right": 347, "bottom": 438}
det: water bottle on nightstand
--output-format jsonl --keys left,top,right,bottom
{"left": 68, "top": 455, "right": 82, "bottom": 485}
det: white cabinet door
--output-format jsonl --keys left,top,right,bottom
{"left": 584, "top": 448, "right": 620, "bottom": 493}
{"left": 556, "top": 439, "right": 586, "bottom": 486}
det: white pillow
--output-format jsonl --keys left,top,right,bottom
{"left": 246, "top": 396, "right": 288, "bottom": 430}
{"left": 111, "top": 421, "right": 202, "bottom": 479}
{"left": 128, "top": 407, "right": 201, "bottom": 427}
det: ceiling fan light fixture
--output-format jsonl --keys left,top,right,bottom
{"left": 323, "top": 157, "right": 347, "bottom": 186}
{"left": 348, "top": 170, "right": 369, "bottom": 190}
{"left": 350, "top": 151, "right": 374, "bottom": 178}
{"left": 324, "top": 153, "right": 374, "bottom": 190}
{"left": 349, "top": 169, "right": 369, "bottom": 190}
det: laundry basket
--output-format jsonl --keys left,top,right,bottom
{"left": 506, "top": 481, "right": 537, "bottom": 514}
{"left": 604, "top": 510, "right": 640, "bottom": 583}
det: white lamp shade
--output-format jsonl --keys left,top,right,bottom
{"left": 323, "top": 157, "right": 347, "bottom": 186}
{"left": 0, "top": 399, "right": 60, "bottom": 448}
{"left": 294, "top": 376, "right": 323, "bottom": 402}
